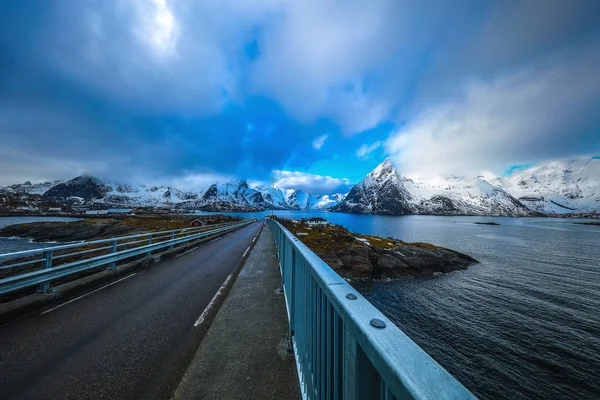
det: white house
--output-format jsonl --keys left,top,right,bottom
{"left": 305, "top": 217, "right": 329, "bottom": 227}
{"left": 86, "top": 210, "right": 109, "bottom": 215}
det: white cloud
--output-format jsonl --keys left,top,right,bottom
{"left": 168, "top": 171, "right": 234, "bottom": 192}
{"left": 312, "top": 134, "right": 329, "bottom": 149}
{"left": 386, "top": 49, "right": 600, "bottom": 176}
{"left": 273, "top": 170, "right": 353, "bottom": 195}
{"left": 134, "top": 0, "right": 180, "bottom": 58}
{"left": 356, "top": 141, "right": 383, "bottom": 159}
{"left": 250, "top": 0, "right": 405, "bottom": 134}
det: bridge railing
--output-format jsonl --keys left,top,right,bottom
{"left": 267, "top": 219, "right": 476, "bottom": 400}
{"left": 0, "top": 219, "right": 255, "bottom": 296}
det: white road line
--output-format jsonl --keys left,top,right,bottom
{"left": 242, "top": 246, "right": 250, "bottom": 258}
{"left": 194, "top": 274, "right": 233, "bottom": 327}
{"left": 252, "top": 236, "right": 257, "bottom": 243}
{"left": 41, "top": 273, "right": 137, "bottom": 315}
{"left": 210, "top": 237, "right": 221, "bottom": 243}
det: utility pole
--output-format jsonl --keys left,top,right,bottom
{"left": 270, "top": 177, "right": 275, "bottom": 219}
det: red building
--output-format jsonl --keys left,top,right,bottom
{"left": 189, "top": 218, "right": 206, "bottom": 227}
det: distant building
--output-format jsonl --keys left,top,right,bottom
{"left": 16, "top": 206, "right": 39, "bottom": 211}
{"left": 190, "top": 218, "right": 206, "bottom": 227}
{"left": 86, "top": 210, "right": 108, "bottom": 215}
{"left": 47, "top": 207, "right": 62, "bottom": 212}
{"left": 305, "top": 217, "right": 329, "bottom": 227}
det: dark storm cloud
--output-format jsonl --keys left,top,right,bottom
{"left": 1, "top": 0, "right": 599, "bottom": 186}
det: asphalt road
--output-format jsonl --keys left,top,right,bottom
{"left": 0, "top": 221, "right": 261, "bottom": 400}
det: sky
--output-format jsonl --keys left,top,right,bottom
{"left": 1, "top": 0, "right": 599, "bottom": 194}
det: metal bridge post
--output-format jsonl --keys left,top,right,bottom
{"left": 146, "top": 235, "right": 152, "bottom": 258}
{"left": 343, "top": 327, "right": 358, "bottom": 399}
{"left": 38, "top": 251, "right": 53, "bottom": 293}
{"left": 286, "top": 247, "right": 296, "bottom": 352}
{"left": 108, "top": 240, "right": 117, "bottom": 270}
{"left": 170, "top": 231, "right": 175, "bottom": 249}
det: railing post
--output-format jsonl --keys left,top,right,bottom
{"left": 343, "top": 327, "right": 358, "bottom": 399}
{"left": 108, "top": 240, "right": 117, "bottom": 270}
{"left": 288, "top": 247, "right": 296, "bottom": 347}
{"left": 38, "top": 251, "right": 53, "bottom": 293}
{"left": 146, "top": 234, "right": 152, "bottom": 258}
{"left": 170, "top": 231, "right": 175, "bottom": 249}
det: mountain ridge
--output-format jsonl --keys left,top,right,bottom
{"left": 335, "top": 157, "right": 600, "bottom": 216}
{"left": 2, "top": 157, "right": 599, "bottom": 216}
{"left": 0, "top": 176, "right": 345, "bottom": 212}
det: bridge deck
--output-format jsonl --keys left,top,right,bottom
{"left": 173, "top": 223, "right": 300, "bottom": 400}
{"left": 0, "top": 222, "right": 261, "bottom": 400}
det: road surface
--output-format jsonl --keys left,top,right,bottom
{"left": 0, "top": 222, "right": 261, "bottom": 400}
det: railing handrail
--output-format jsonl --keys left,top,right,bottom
{"left": 0, "top": 220, "right": 239, "bottom": 260}
{"left": 0, "top": 219, "right": 256, "bottom": 296}
{"left": 267, "top": 219, "right": 476, "bottom": 400}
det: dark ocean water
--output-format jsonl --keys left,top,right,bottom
{"left": 352, "top": 217, "right": 600, "bottom": 400}
{"left": 198, "top": 211, "right": 600, "bottom": 399}
{"left": 0, "top": 216, "right": 81, "bottom": 254}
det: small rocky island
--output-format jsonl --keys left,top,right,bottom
{"left": 0, "top": 215, "right": 240, "bottom": 242}
{"left": 277, "top": 218, "right": 478, "bottom": 279}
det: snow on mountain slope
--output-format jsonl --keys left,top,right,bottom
{"left": 1, "top": 174, "right": 345, "bottom": 212}
{"left": 497, "top": 157, "right": 600, "bottom": 214}
{"left": 310, "top": 194, "right": 345, "bottom": 210}
{"left": 336, "top": 158, "right": 533, "bottom": 216}
{"left": 286, "top": 189, "right": 311, "bottom": 209}
{"left": 3, "top": 181, "right": 62, "bottom": 195}
{"left": 202, "top": 180, "right": 253, "bottom": 205}
{"left": 254, "top": 185, "right": 289, "bottom": 209}
{"left": 99, "top": 182, "right": 201, "bottom": 207}
{"left": 336, "top": 159, "right": 416, "bottom": 214}
{"left": 404, "top": 174, "right": 533, "bottom": 216}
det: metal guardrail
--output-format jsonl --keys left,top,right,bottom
{"left": 267, "top": 219, "right": 476, "bottom": 400}
{"left": 0, "top": 219, "right": 255, "bottom": 296}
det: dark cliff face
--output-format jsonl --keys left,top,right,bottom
{"left": 42, "top": 176, "right": 111, "bottom": 202}
{"left": 244, "top": 191, "right": 274, "bottom": 210}
{"left": 336, "top": 181, "right": 415, "bottom": 214}
{"left": 201, "top": 184, "right": 218, "bottom": 201}
{"left": 335, "top": 159, "right": 415, "bottom": 215}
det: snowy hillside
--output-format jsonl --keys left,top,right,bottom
{"left": 1, "top": 175, "right": 344, "bottom": 211}
{"left": 336, "top": 159, "right": 534, "bottom": 216}
{"left": 3, "top": 181, "right": 61, "bottom": 195}
{"left": 335, "top": 159, "right": 417, "bottom": 214}
{"left": 497, "top": 158, "right": 600, "bottom": 214}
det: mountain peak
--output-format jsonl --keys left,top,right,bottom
{"left": 370, "top": 157, "right": 395, "bottom": 176}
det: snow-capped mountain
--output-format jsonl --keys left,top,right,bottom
{"left": 4, "top": 180, "right": 60, "bottom": 195}
{"left": 335, "top": 159, "right": 535, "bottom": 216}
{"left": 1, "top": 175, "right": 344, "bottom": 211}
{"left": 283, "top": 189, "right": 345, "bottom": 211}
{"left": 496, "top": 157, "right": 600, "bottom": 214}
{"left": 286, "top": 189, "right": 311, "bottom": 209}
{"left": 335, "top": 159, "right": 416, "bottom": 214}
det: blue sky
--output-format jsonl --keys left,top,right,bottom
{"left": 1, "top": 0, "right": 599, "bottom": 194}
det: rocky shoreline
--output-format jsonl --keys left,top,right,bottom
{"left": 277, "top": 218, "right": 478, "bottom": 280}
